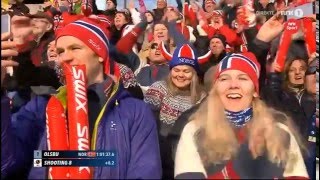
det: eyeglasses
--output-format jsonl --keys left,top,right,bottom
{"left": 305, "top": 66, "right": 318, "bottom": 75}
{"left": 150, "top": 43, "right": 159, "bottom": 50}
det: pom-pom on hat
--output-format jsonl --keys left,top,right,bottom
{"left": 214, "top": 52, "right": 261, "bottom": 93}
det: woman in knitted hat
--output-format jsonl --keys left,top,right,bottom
{"left": 174, "top": 52, "right": 308, "bottom": 179}
{"left": 144, "top": 43, "right": 207, "bottom": 179}
{"left": 145, "top": 43, "right": 206, "bottom": 137}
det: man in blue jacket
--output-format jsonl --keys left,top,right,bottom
{"left": 1, "top": 16, "right": 162, "bottom": 179}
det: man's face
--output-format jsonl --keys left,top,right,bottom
{"left": 210, "top": 38, "right": 225, "bottom": 56}
{"left": 107, "top": 0, "right": 116, "bottom": 10}
{"left": 157, "top": 0, "right": 167, "bottom": 9}
{"left": 148, "top": 42, "right": 165, "bottom": 64}
{"left": 31, "top": 18, "right": 52, "bottom": 37}
{"left": 56, "top": 36, "right": 104, "bottom": 86}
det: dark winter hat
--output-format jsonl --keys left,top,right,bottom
{"left": 145, "top": 10, "right": 155, "bottom": 20}
{"left": 210, "top": 34, "right": 227, "bottom": 47}
{"left": 111, "top": 0, "right": 117, "bottom": 7}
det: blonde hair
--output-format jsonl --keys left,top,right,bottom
{"left": 192, "top": 86, "right": 305, "bottom": 169}
{"left": 165, "top": 68, "right": 204, "bottom": 104}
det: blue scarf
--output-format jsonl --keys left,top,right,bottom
{"left": 225, "top": 107, "right": 253, "bottom": 128}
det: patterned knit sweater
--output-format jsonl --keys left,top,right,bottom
{"left": 144, "top": 81, "right": 205, "bottom": 137}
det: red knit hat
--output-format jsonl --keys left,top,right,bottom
{"left": 55, "top": 16, "right": 115, "bottom": 76}
{"left": 214, "top": 52, "right": 261, "bottom": 93}
{"left": 56, "top": 16, "right": 110, "bottom": 62}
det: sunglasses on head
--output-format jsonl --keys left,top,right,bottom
{"left": 305, "top": 66, "right": 318, "bottom": 75}
{"left": 118, "top": 9, "right": 130, "bottom": 16}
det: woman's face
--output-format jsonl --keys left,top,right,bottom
{"left": 171, "top": 65, "right": 194, "bottom": 89}
{"left": 215, "top": 70, "right": 257, "bottom": 112}
{"left": 114, "top": 13, "right": 128, "bottom": 28}
{"left": 47, "top": 40, "right": 58, "bottom": 62}
{"left": 288, "top": 59, "right": 307, "bottom": 85}
{"left": 204, "top": 0, "right": 216, "bottom": 13}
{"left": 153, "top": 24, "right": 169, "bottom": 42}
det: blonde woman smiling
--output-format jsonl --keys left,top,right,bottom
{"left": 175, "top": 53, "right": 308, "bottom": 179}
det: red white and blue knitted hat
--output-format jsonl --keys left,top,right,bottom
{"left": 159, "top": 42, "right": 211, "bottom": 73}
{"left": 214, "top": 52, "right": 261, "bottom": 92}
{"left": 56, "top": 17, "right": 110, "bottom": 61}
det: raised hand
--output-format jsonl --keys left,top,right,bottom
{"left": 190, "top": 2, "right": 200, "bottom": 13}
{"left": 11, "top": 15, "right": 33, "bottom": 45}
{"left": 128, "top": 0, "right": 135, "bottom": 10}
{"left": 256, "top": 11, "right": 286, "bottom": 43}
{"left": 1, "top": 33, "right": 19, "bottom": 86}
